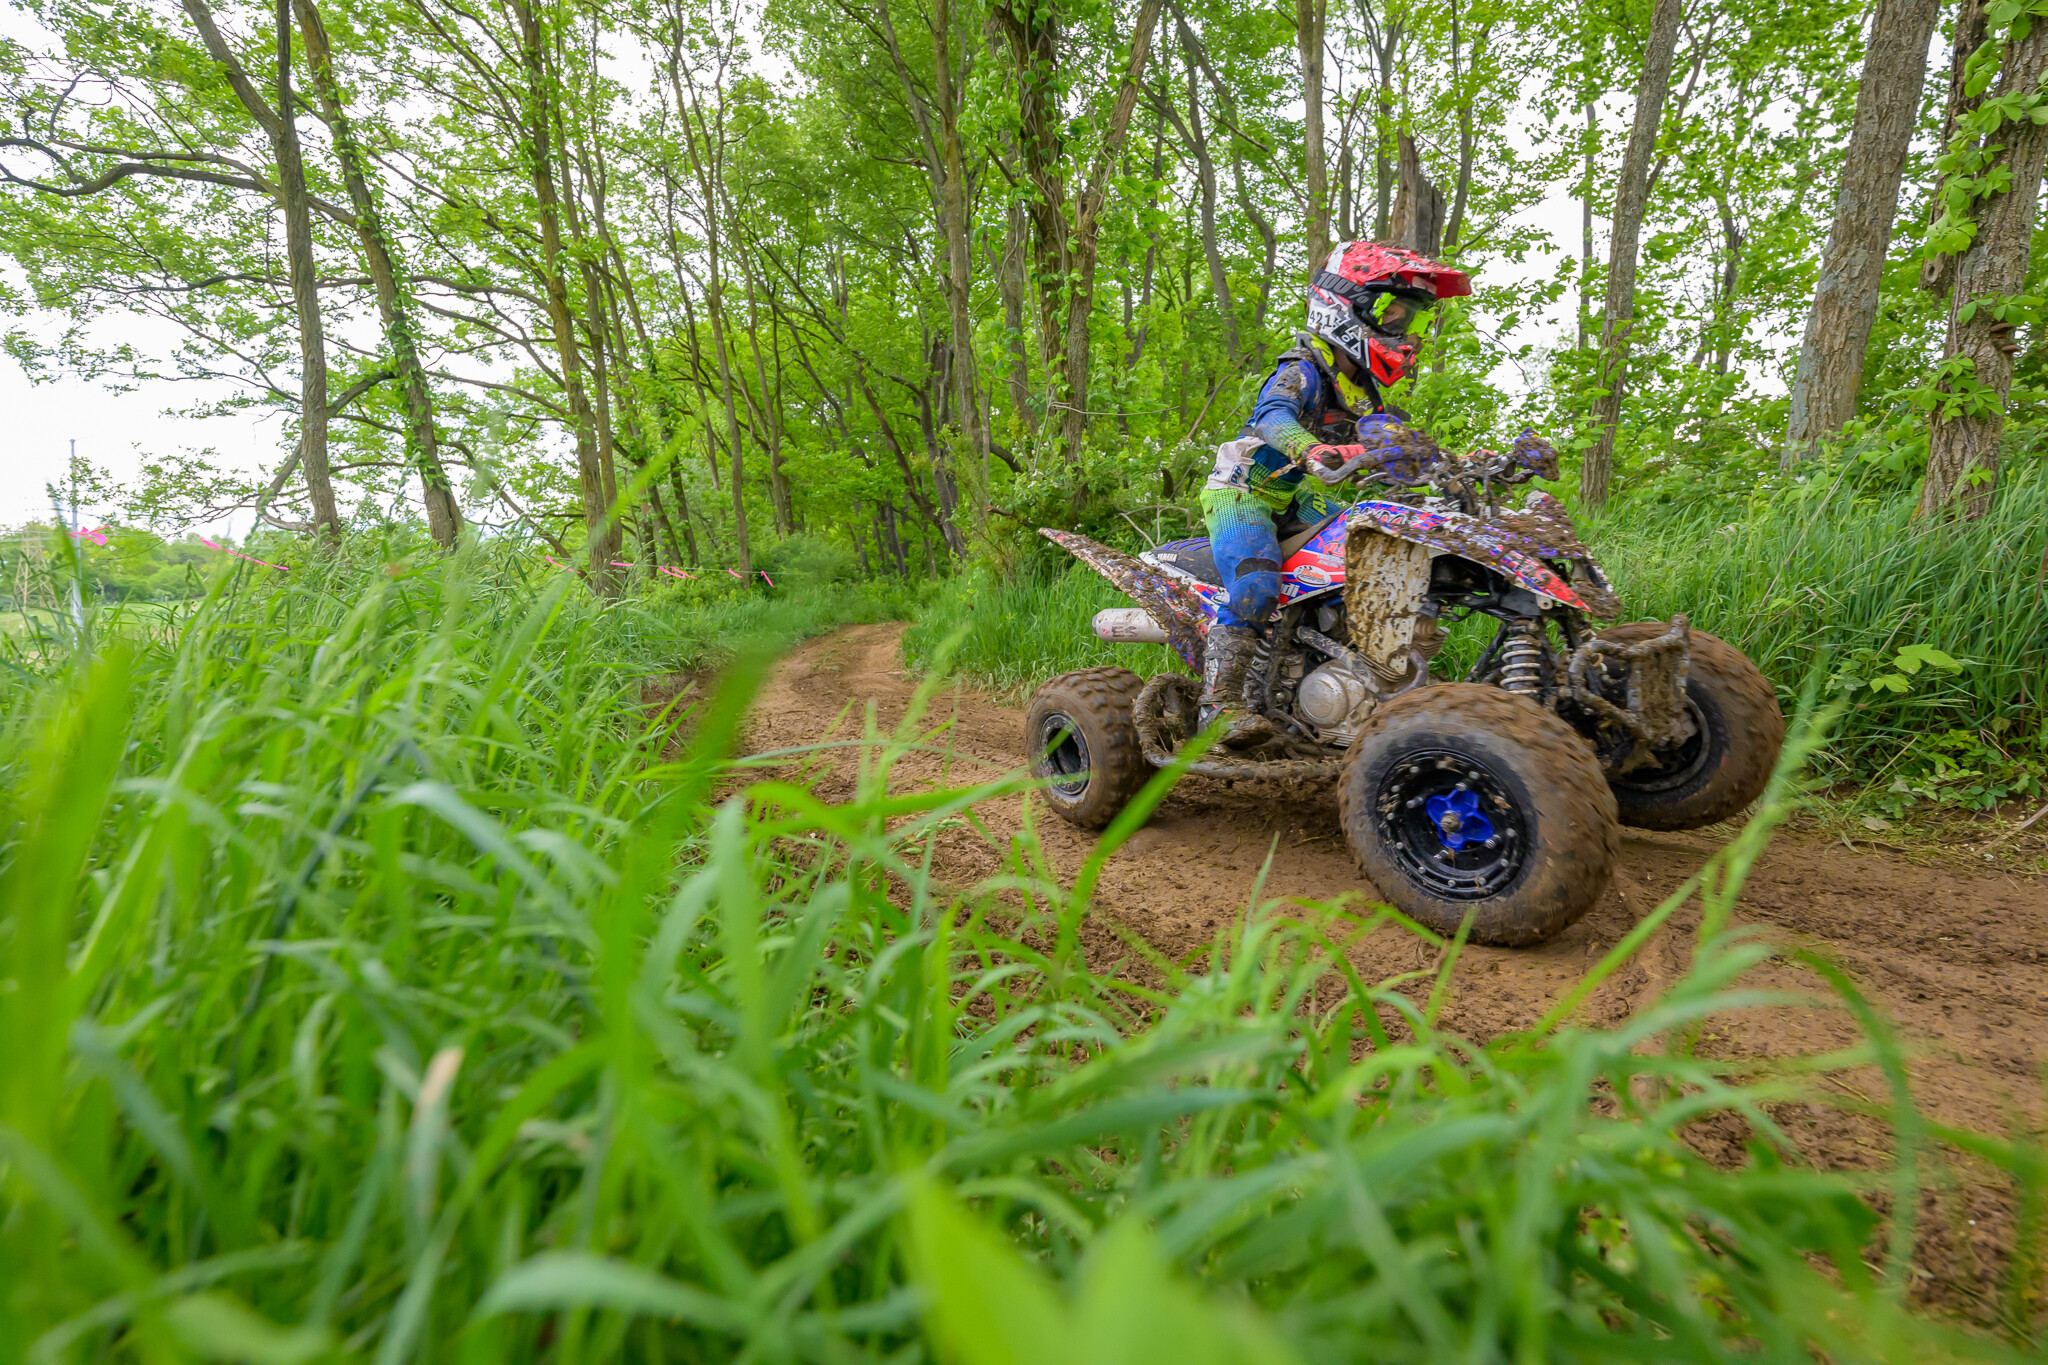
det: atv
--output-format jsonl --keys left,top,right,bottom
{"left": 1024, "top": 449, "right": 1785, "bottom": 946}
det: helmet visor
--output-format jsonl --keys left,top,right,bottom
{"left": 1363, "top": 290, "right": 1431, "bottom": 337}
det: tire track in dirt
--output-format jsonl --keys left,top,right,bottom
{"left": 748, "top": 622, "right": 2048, "bottom": 1316}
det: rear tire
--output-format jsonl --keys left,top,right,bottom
{"left": 1596, "top": 623, "right": 1784, "bottom": 831}
{"left": 1337, "top": 683, "right": 1618, "bottom": 946}
{"left": 1024, "top": 667, "right": 1152, "bottom": 830}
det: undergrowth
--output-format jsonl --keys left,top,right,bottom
{"left": 2, "top": 555, "right": 2045, "bottom": 1360}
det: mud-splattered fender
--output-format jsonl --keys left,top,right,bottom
{"left": 1338, "top": 500, "right": 1589, "bottom": 609}
{"left": 1039, "top": 528, "right": 1213, "bottom": 669}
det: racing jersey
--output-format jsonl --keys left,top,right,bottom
{"left": 1205, "top": 336, "right": 1373, "bottom": 511}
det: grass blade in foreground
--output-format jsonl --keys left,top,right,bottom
{"left": 0, "top": 559, "right": 2030, "bottom": 1362}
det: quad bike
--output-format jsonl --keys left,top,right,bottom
{"left": 1024, "top": 450, "right": 1784, "bottom": 946}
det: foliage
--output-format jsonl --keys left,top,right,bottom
{"left": 2, "top": 560, "right": 2043, "bottom": 1362}
{"left": 1, "top": 0, "right": 2013, "bottom": 566}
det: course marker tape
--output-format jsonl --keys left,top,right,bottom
{"left": 199, "top": 537, "right": 289, "bottom": 571}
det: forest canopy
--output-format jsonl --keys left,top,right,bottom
{"left": 1, "top": 0, "right": 2041, "bottom": 576}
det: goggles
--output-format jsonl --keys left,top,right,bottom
{"left": 1362, "top": 289, "right": 1432, "bottom": 337}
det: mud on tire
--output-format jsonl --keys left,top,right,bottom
{"left": 1597, "top": 623, "right": 1784, "bottom": 831}
{"left": 1024, "top": 667, "right": 1152, "bottom": 830}
{"left": 1337, "top": 683, "right": 1619, "bottom": 947}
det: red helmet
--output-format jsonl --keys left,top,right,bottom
{"left": 1305, "top": 241, "right": 1471, "bottom": 388}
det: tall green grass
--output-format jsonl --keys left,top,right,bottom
{"left": 912, "top": 468, "right": 2046, "bottom": 782}
{"left": 2, "top": 553, "right": 2041, "bottom": 1361}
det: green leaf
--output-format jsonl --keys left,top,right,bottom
{"left": 906, "top": 1180, "right": 1066, "bottom": 1365}
{"left": 163, "top": 1296, "right": 331, "bottom": 1365}
{"left": 1895, "top": 644, "right": 1965, "bottom": 673}
{"left": 474, "top": 1253, "right": 746, "bottom": 1332}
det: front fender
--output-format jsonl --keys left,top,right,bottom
{"left": 1039, "top": 528, "right": 1211, "bottom": 668}
{"left": 1345, "top": 501, "right": 1588, "bottom": 610}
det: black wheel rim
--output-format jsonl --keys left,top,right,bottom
{"left": 1036, "top": 712, "right": 1092, "bottom": 799}
{"left": 1372, "top": 747, "right": 1529, "bottom": 902}
{"left": 1612, "top": 697, "right": 1710, "bottom": 794}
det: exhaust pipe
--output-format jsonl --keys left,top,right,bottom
{"left": 1092, "top": 607, "right": 1168, "bottom": 644}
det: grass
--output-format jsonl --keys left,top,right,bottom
{"left": 4, "top": 545, "right": 2047, "bottom": 1361}
{"left": 910, "top": 466, "right": 2047, "bottom": 791}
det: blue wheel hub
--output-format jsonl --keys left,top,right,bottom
{"left": 1425, "top": 789, "right": 1494, "bottom": 851}
{"left": 1371, "top": 748, "right": 1528, "bottom": 902}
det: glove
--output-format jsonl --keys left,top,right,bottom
{"left": 1306, "top": 414, "right": 1439, "bottom": 485}
{"left": 1509, "top": 431, "right": 1561, "bottom": 481}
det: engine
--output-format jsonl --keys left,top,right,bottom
{"left": 1295, "top": 660, "right": 1377, "bottom": 747}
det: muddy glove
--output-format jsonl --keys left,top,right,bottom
{"left": 1509, "top": 431, "right": 1561, "bottom": 481}
{"left": 1306, "top": 413, "right": 1439, "bottom": 485}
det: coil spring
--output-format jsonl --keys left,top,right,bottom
{"left": 1498, "top": 624, "right": 1545, "bottom": 695}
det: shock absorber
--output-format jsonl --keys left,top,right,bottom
{"left": 1498, "top": 620, "right": 1545, "bottom": 696}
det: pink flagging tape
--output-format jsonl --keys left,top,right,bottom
{"left": 538, "top": 557, "right": 744, "bottom": 585}
{"left": 758, "top": 570, "right": 775, "bottom": 587}
{"left": 70, "top": 526, "right": 108, "bottom": 546}
{"left": 199, "top": 537, "right": 288, "bottom": 571}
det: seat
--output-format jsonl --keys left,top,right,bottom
{"left": 1150, "top": 537, "right": 1222, "bottom": 585}
{"left": 1149, "top": 505, "right": 1347, "bottom": 587}
{"left": 1277, "top": 507, "right": 1345, "bottom": 559}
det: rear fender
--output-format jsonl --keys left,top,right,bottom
{"left": 1039, "top": 528, "right": 1213, "bottom": 668}
{"left": 1344, "top": 501, "right": 1587, "bottom": 609}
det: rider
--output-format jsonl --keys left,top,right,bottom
{"left": 1197, "top": 240, "right": 1467, "bottom": 736}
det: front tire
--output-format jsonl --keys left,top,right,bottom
{"left": 1337, "top": 684, "right": 1619, "bottom": 946}
{"left": 1596, "top": 623, "right": 1784, "bottom": 831}
{"left": 1024, "top": 667, "right": 1152, "bottom": 830}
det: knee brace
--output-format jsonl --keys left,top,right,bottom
{"left": 1228, "top": 559, "right": 1281, "bottom": 624}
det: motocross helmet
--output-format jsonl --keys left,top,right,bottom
{"left": 1305, "top": 241, "right": 1472, "bottom": 388}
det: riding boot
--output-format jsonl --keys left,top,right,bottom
{"left": 1198, "top": 625, "right": 1274, "bottom": 747}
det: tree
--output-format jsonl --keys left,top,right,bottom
{"left": 293, "top": 0, "right": 461, "bottom": 548}
{"left": 1782, "top": 0, "right": 1942, "bottom": 466}
{"left": 1298, "top": 0, "right": 1330, "bottom": 270}
{"left": 1918, "top": 7, "right": 2048, "bottom": 518}
{"left": 992, "top": 0, "right": 1166, "bottom": 477}
{"left": 1581, "top": 0, "right": 1684, "bottom": 511}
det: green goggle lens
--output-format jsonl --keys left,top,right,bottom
{"left": 1366, "top": 293, "right": 1425, "bottom": 335}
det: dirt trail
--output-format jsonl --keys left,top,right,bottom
{"left": 749, "top": 622, "right": 2048, "bottom": 1309}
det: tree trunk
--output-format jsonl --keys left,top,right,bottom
{"left": 1579, "top": 101, "right": 1594, "bottom": 352}
{"left": 995, "top": 0, "right": 1163, "bottom": 474}
{"left": 737, "top": 248, "right": 793, "bottom": 535}
{"left": 667, "top": 460, "right": 699, "bottom": 564}
{"left": 270, "top": 0, "right": 339, "bottom": 542}
{"left": 1388, "top": 132, "right": 1444, "bottom": 254}
{"left": 1172, "top": 24, "right": 1240, "bottom": 365}
{"left": 670, "top": 54, "right": 752, "bottom": 579}
{"left": 1920, "top": 21, "right": 2048, "bottom": 518}
{"left": 1581, "top": 0, "right": 1684, "bottom": 511}
{"left": 927, "top": 0, "right": 990, "bottom": 512}
{"left": 1000, "top": 197, "right": 1035, "bottom": 437}
{"left": 1296, "top": 0, "right": 1329, "bottom": 271}
{"left": 181, "top": 0, "right": 340, "bottom": 541}
{"left": 1921, "top": 0, "right": 1992, "bottom": 300}
{"left": 1440, "top": 5, "right": 1489, "bottom": 257}
{"left": 1783, "top": 0, "right": 1942, "bottom": 465}
{"left": 293, "top": 0, "right": 458, "bottom": 548}
{"left": 512, "top": 0, "right": 609, "bottom": 582}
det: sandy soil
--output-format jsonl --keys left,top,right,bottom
{"left": 743, "top": 622, "right": 2048, "bottom": 1319}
